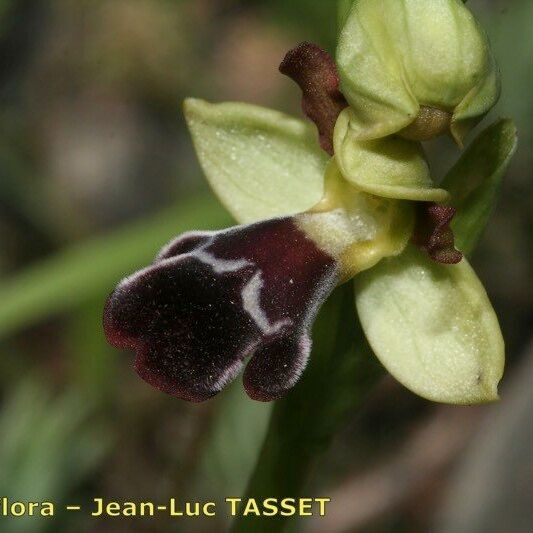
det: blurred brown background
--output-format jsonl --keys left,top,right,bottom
{"left": 0, "top": 0, "right": 531, "bottom": 532}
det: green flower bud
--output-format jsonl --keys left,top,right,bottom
{"left": 336, "top": 0, "right": 500, "bottom": 146}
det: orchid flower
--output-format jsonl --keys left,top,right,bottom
{"left": 104, "top": 0, "right": 516, "bottom": 405}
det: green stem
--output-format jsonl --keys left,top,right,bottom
{"left": 231, "top": 284, "right": 382, "bottom": 532}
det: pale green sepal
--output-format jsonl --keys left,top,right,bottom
{"left": 452, "top": 49, "right": 502, "bottom": 146}
{"left": 338, "top": 0, "right": 355, "bottom": 30}
{"left": 183, "top": 98, "right": 328, "bottom": 224}
{"left": 337, "top": 0, "right": 498, "bottom": 141}
{"left": 334, "top": 108, "right": 449, "bottom": 201}
{"left": 443, "top": 119, "right": 517, "bottom": 254}
{"left": 336, "top": 0, "right": 418, "bottom": 141}
{"left": 355, "top": 246, "right": 504, "bottom": 404}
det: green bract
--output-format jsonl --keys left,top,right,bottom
{"left": 444, "top": 119, "right": 518, "bottom": 254}
{"left": 337, "top": 0, "right": 500, "bottom": 145}
{"left": 355, "top": 246, "right": 504, "bottom": 404}
{"left": 184, "top": 98, "right": 327, "bottom": 224}
{"left": 334, "top": 108, "right": 449, "bottom": 201}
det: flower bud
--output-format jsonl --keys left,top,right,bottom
{"left": 336, "top": 0, "right": 500, "bottom": 145}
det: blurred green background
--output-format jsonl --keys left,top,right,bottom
{"left": 0, "top": 0, "right": 531, "bottom": 531}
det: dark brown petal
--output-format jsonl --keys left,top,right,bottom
{"left": 279, "top": 42, "right": 348, "bottom": 155}
{"left": 243, "top": 333, "right": 311, "bottom": 401}
{"left": 412, "top": 203, "right": 463, "bottom": 264}
{"left": 103, "top": 218, "right": 339, "bottom": 402}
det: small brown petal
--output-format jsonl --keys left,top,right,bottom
{"left": 412, "top": 203, "right": 463, "bottom": 264}
{"left": 279, "top": 42, "right": 348, "bottom": 155}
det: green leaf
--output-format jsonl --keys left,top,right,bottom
{"left": 0, "top": 195, "right": 229, "bottom": 340}
{"left": 184, "top": 98, "right": 328, "bottom": 224}
{"left": 334, "top": 108, "right": 449, "bottom": 201}
{"left": 443, "top": 118, "right": 518, "bottom": 255}
{"left": 355, "top": 246, "right": 504, "bottom": 404}
{"left": 0, "top": 379, "right": 111, "bottom": 532}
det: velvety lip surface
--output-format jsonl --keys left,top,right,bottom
{"left": 104, "top": 217, "right": 339, "bottom": 402}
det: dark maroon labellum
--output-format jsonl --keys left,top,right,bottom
{"left": 104, "top": 218, "right": 339, "bottom": 402}
{"left": 412, "top": 203, "right": 463, "bottom": 264}
{"left": 280, "top": 42, "right": 348, "bottom": 155}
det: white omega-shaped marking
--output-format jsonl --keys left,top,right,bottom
{"left": 241, "top": 271, "right": 292, "bottom": 335}
{"left": 124, "top": 232, "right": 294, "bottom": 337}
{"left": 192, "top": 248, "right": 250, "bottom": 274}
{"left": 189, "top": 238, "right": 292, "bottom": 334}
